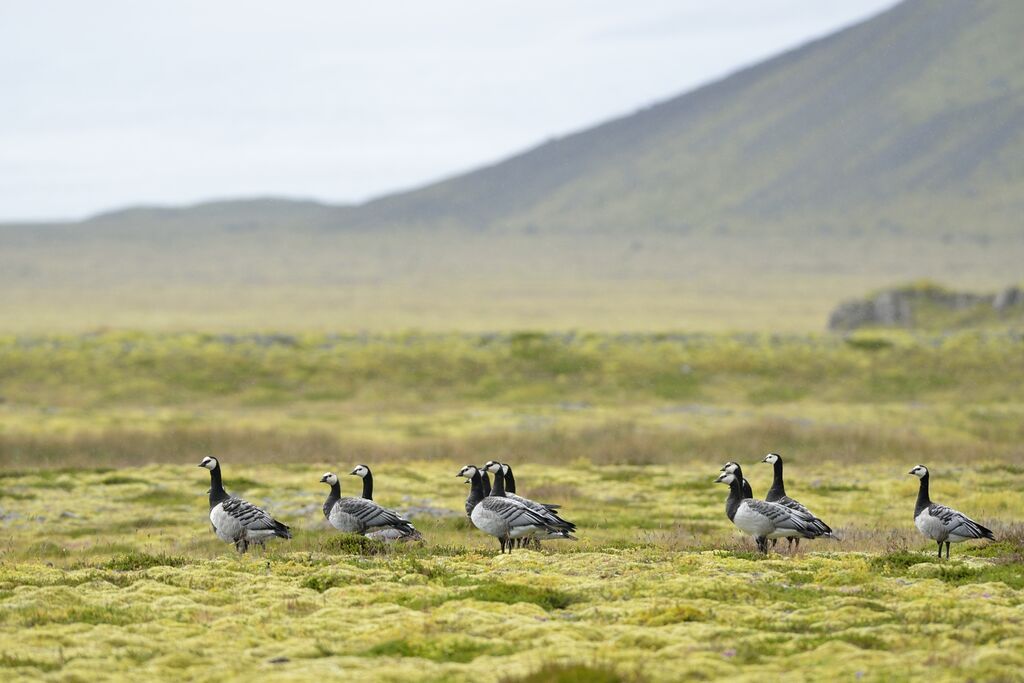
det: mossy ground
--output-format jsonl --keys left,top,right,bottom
{"left": 1, "top": 461, "right": 1022, "bottom": 682}
{"left": 2, "top": 332, "right": 1023, "bottom": 680}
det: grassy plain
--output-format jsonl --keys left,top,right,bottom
{"left": 1, "top": 331, "right": 1023, "bottom": 681}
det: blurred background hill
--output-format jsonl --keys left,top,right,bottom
{"left": 2, "top": 0, "right": 1021, "bottom": 332}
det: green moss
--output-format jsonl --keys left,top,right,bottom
{"left": 464, "top": 582, "right": 576, "bottom": 610}
{"left": 100, "top": 552, "right": 188, "bottom": 571}
{"left": 0, "top": 654, "right": 63, "bottom": 672}
{"left": 935, "top": 562, "right": 1024, "bottom": 588}
{"left": 870, "top": 551, "right": 938, "bottom": 572}
{"left": 5, "top": 604, "right": 146, "bottom": 627}
{"left": 364, "top": 636, "right": 505, "bottom": 663}
{"left": 317, "top": 534, "right": 388, "bottom": 556}
{"left": 502, "top": 663, "right": 643, "bottom": 683}
{"left": 627, "top": 603, "right": 706, "bottom": 625}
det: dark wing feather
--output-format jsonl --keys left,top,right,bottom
{"left": 777, "top": 495, "right": 833, "bottom": 536}
{"left": 336, "top": 497, "right": 413, "bottom": 531}
{"left": 222, "top": 497, "right": 292, "bottom": 538}
{"left": 483, "top": 497, "right": 555, "bottom": 529}
{"left": 745, "top": 499, "right": 822, "bottom": 538}
{"left": 508, "top": 493, "right": 576, "bottom": 531}
{"left": 930, "top": 504, "right": 995, "bottom": 540}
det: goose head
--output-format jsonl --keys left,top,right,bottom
{"left": 762, "top": 453, "right": 781, "bottom": 465}
{"left": 483, "top": 460, "right": 503, "bottom": 475}
{"left": 714, "top": 471, "right": 736, "bottom": 486}
{"left": 320, "top": 472, "right": 339, "bottom": 486}
{"left": 720, "top": 461, "right": 740, "bottom": 474}
{"left": 350, "top": 464, "right": 370, "bottom": 478}
{"left": 908, "top": 464, "right": 929, "bottom": 479}
{"left": 456, "top": 465, "right": 479, "bottom": 479}
{"left": 198, "top": 456, "right": 219, "bottom": 470}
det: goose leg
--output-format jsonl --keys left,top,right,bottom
{"left": 936, "top": 541, "right": 942, "bottom": 558}
{"left": 794, "top": 538, "right": 800, "bottom": 552}
{"left": 771, "top": 538, "right": 778, "bottom": 550}
{"left": 945, "top": 541, "right": 951, "bottom": 559}
{"left": 507, "top": 534, "right": 514, "bottom": 554}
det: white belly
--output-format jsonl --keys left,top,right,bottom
{"left": 915, "top": 509, "right": 946, "bottom": 541}
{"left": 366, "top": 527, "right": 419, "bottom": 542}
{"left": 767, "top": 527, "right": 802, "bottom": 539}
{"left": 328, "top": 504, "right": 363, "bottom": 533}
{"left": 471, "top": 505, "right": 508, "bottom": 538}
{"left": 733, "top": 503, "right": 775, "bottom": 537}
{"left": 210, "top": 504, "right": 243, "bottom": 543}
{"left": 508, "top": 524, "right": 541, "bottom": 539}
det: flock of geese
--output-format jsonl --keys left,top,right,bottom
{"left": 197, "top": 453, "right": 996, "bottom": 558}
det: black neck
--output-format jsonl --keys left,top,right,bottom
{"left": 323, "top": 482, "right": 341, "bottom": 518}
{"left": 469, "top": 471, "right": 484, "bottom": 500}
{"left": 481, "top": 471, "right": 492, "bottom": 496}
{"left": 489, "top": 469, "right": 506, "bottom": 496}
{"left": 360, "top": 472, "right": 374, "bottom": 500}
{"left": 741, "top": 478, "right": 754, "bottom": 500}
{"left": 725, "top": 475, "right": 745, "bottom": 521}
{"left": 504, "top": 467, "right": 517, "bottom": 494}
{"left": 767, "top": 459, "right": 786, "bottom": 498}
{"left": 208, "top": 465, "right": 229, "bottom": 509}
{"left": 915, "top": 473, "right": 931, "bottom": 516}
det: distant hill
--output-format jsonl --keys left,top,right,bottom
{"left": 2, "top": 0, "right": 1023, "bottom": 332}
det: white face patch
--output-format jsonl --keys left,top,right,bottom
{"left": 200, "top": 457, "right": 217, "bottom": 470}
{"left": 457, "top": 466, "right": 477, "bottom": 479}
{"left": 351, "top": 466, "right": 367, "bottom": 477}
{"left": 722, "top": 462, "right": 739, "bottom": 474}
{"left": 322, "top": 473, "right": 338, "bottom": 485}
{"left": 715, "top": 472, "right": 735, "bottom": 485}
{"left": 908, "top": 465, "right": 928, "bottom": 479}
{"left": 764, "top": 453, "right": 779, "bottom": 464}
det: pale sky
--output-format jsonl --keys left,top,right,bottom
{"left": 0, "top": 1, "right": 898, "bottom": 221}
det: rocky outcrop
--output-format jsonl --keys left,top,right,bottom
{"left": 828, "top": 284, "right": 1023, "bottom": 331}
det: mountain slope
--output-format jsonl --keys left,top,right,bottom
{"left": 343, "top": 0, "right": 1023, "bottom": 236}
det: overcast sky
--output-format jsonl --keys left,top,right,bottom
{"left": 0, "top": 1, "right": 898, "bottom": 221}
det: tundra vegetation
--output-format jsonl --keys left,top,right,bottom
{"left": 1, "top": 330, "right": 1023, "bottom": 681}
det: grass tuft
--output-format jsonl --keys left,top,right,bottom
{"left": 101, "top": 552, "right": 189, "bottom": 571}
{"left": 502, "top": 662, "right": 644, "bottom": 683}
{"left": 464, "top": 582, "right": 576, "bottom": 610}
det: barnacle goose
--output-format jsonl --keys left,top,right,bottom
{"left": 760, "top": 453, "right": 833, "bottom": 550}
{"left": 350, "top": 464, "right": 374, "bottom": 500}
{"left": 456, "top": 465, "right": 564, "bottom": 553}
{"left": 197, "top": 456, "right": 291, "bottom": 553}
{"left": 487, "top": 461, "right": 576, "bottom": 547}
{"left": 714, "top": 465, "right": 823, "bottom": 554}
{"left": 908, "top": 464, "right": 995, "bottom": 558}
{"left": 320, "top": 472, "right": 420, "bottom": 540}
{"left": 347, "top": 465, "right": 423, "bottom": 541}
